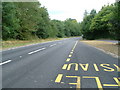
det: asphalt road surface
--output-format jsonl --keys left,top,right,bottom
{"left": 1, "top": 37, "right": 119, "bottom": 90}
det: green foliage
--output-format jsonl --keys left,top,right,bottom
{"left": 64, "top": 18, "right": 81, "bottom": 37}
{"left": 2, "top": 2, "right": 81, "bottom": 40}
{"left": 80, "top": 9, "right": 96, "bottom": 39}
{"left": 15, "top": 2, "right": 41, "bottom": 40}
{"left": 80, "top": 2, "right": 119, "bottom": 40}
{"left": 3, "top": 1, "right": 118, "bottom": 41}
{"left": 36, "top": 7, "right": 51, "bottom": 39}
{"left": 51, "top": 20, "right": 65, "bottom": 38}
{"left": 2, "top": 2, "right": 20, "bottom": 40}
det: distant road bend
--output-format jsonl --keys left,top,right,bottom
{"left": 2, "top": 37, "right": 119, "bottom": 89}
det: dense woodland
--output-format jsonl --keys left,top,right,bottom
{"left": 2, "top": 1, "right": 120, "bottom": 40}
{"left": 80, "top": 2, "right": 120, "bottom": 40}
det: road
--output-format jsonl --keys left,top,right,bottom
{"left": 1, "top": 37, "right": 119, "bottom": 89}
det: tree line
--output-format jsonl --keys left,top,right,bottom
{"left": 80, "top": 2, "right": 120, "bottom": 40}
{"left": 2, "top": 2, "right": 81, "bottom": 40}
{"left": 2, "top": 1, "right": 119, "bottom": 40}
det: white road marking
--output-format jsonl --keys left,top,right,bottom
{"left": 20, "top": 56, "right": 22, "bottom": 58}
{"left": 50, "top": 44, "right": 56, "bottom": 47}
{"left": 58, "top": 42, "right": 62, "bottom": 44}
{"left": 0, "top": 60, "right": 12, "bottom": 65}
{"left": 28, "top": 48, "right": 46, "bottom": 55}
{"left": 2, "top": 39, "right": 62, "bottom": 52}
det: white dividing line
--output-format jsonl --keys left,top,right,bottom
{"left": 0, "top": 60, "right": 12, "bottom": 65}
{"left": 58, "top": 42, "right": 62, "bottom": 44}
{"left": 28, "top": 48, "right": 46, "bottom": 55}
{"left": 50, "top": 44, "right": 57, "bottom": 47}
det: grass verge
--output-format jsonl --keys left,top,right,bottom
{"left": 80, "top": 40, "right": 119, "bottom": 56}
{"left": 2, "top": 38, "right": 62, "bottom": 50}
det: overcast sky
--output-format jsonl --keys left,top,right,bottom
{"left": 38, "top": 0, "right": 115, "bottom": 22}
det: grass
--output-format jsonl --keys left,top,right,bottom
{"left": 80, "top": 40, "right": 119, "bottom": 56}
{"left": 2, "top": 38, "right": 62, "bottom": 50}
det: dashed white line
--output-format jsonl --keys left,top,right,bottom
{"left": 58, "top": 42, "right": 62, "bottom": 44}
{"left": 0, "top": 60, "right": 12, "bottom": 65}
{"left": 50, "top": 44, "right": 57, "bottom": 47}
{"left": 28, "top": 48, "right": 46, "bottom": 55}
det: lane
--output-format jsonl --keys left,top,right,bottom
{"left": 2, "top": 37, "right": 80, "bottom": 88}
{"left": 53, "top": 41, "right": 119, "bottom": 89}
{"left": 2, "top": 38, "right": 70, "bottom": 62}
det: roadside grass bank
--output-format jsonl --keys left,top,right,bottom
{"left": 2, "top": 38, "right": 62, "bottom": 50}
{"left": 80, "top": 40, "right": 119, "bottom": 57}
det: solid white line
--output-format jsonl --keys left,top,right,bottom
{"left": 28, "top": 48, "right": 46, "bottom": 55}
{"left": 0, "top": 60, "right": 12, "bottom": 65}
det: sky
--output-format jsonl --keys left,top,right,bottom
{"left": 38, "top": 0, "right": 115, "bottom": 22}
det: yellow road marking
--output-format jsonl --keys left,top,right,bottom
{"left": 83, "top": 76, "right": 103, "bottom": 90}
{"left": 67, "top": 63, "right": 78, "bottom": 71}
{"left": 66, "top": 76, "right": 80, "bottom": 90}
{"left": 93, "top": 64, "right": 100, "bottom": 71}
{"left": 62, "top": 64, "right": 68, "bottom": 69}
{"left": 100, "top": 64, "right": 114, "bottom": 72}
{"left": 103, "top": 77, "right": 120, "bottom": 87}
{"left": 113, "top": 64, "right": 120, "bottom": 72}
{"left": 79, "top": 64, "right": 89, "bottom": 71}
{"left": 68, "top": 41, "right": 78, "bottom": 60}
{"left": 55, "top": 74, "right": 63, "bottom": 83}
{"left": 61, "top": 82, "right": 64, "bottom": 84}
{"left": 114, "top": 77, "right": 120, "bottom": 86}
{"left": 103, "top": 84, "right": 118, "bottom": 86}
{"left": 66, "top": 58, "right": 71, "bottom": 62}
{"left": 76, "top": 76, "right": 81, "bottom": 90}
{"left": 69, "top": 55, "right": 72, "bottom": 57}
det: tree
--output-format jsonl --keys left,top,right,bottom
{"left": 15, "top": 2, "right": 41, "bottom": 40}
{"left": 36, "top": 7, "right": 52, "bottom": 39}
{"left": 108, "top": 2, "right": 120, "bottom": 40}
{"left": 2, "top": 2, "right": 20, "bottom": 40}
{"left": 64, "top": 18, "right": 81, "bottom": 37}
{"left": 51, "top": 20, "right": 65, "bottom": 38}
{"left": 80, "top": 9, "right": 96, "bottom": 39}
{"left": 90, "top": 3, "right": 119, "bottom": 40}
